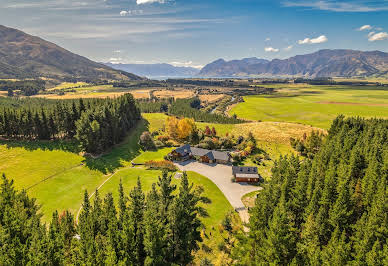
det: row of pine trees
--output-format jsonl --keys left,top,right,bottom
{"left": 233, "top": 116, "right": 388, "bottom": 265}
{"left": 0, "top": 171, "right": 209, "bottom": 265}
{"left": 0, "top": 94, "right": 141, "bottom": 153}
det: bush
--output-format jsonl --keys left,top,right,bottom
{"left": 145, "top": 160, "right": 177, "bottom": 172}
{"left": 154, "top": 140, "right": 165, "bottom": 149}
{"left": 139, "top": 131, "right": 156, "bottom": 151}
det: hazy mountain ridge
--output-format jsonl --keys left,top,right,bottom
{"left": 105, "top": 63, "right": 200, "bottom": 78}
{"left": 199, "top": 50, "right": 388, "bottom": 78}
{"left": 0, "top": 25, "right": 142, "bottom": 81}
{"left": 199, "top": 57, "right": 269, "bottom": 77}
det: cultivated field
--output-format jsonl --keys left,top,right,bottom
{"left": 230, "top": 85, "right": 388, "bottom": 128}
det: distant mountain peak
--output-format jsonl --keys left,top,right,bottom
{"left": 199, "top": 49, "right": 388, "bottom": 78}
{"left": 0, "top": 25, "right": 142, "bottom": 81}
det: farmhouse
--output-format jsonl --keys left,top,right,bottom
{"left": 232, "top": 166, "right": 260, "bottom": 183}
{"left": 170, "top": 145, "right": 231, "bottom": 164}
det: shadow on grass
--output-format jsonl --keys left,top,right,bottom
{"left": 0, "top": 139, "right": 81, "bottom": 153}
{"left": 83, "top": 119, "right": 149, "bottom": 174}
{"left": 0, "top": 119, "right": 150, "bottom": 175}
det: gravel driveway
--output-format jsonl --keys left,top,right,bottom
{"left": 174, "top": 160, "right": 262, "bottom": 223}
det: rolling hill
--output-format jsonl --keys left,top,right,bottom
{"left": 105, "top": 63, "right": 200, "bottom": 78}
{"left": 0, "top": 25, "right": 142, "bottom": 81}
{"left": 199, "top": 49, "right": 388, "bottom": 78}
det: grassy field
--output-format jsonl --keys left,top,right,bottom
{"left": 132, "top": 147, "right": 174, "bottom": 164}
{"left": 230, "top": 85, "right": 388, "bottom": 129}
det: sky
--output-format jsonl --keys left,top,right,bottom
{"left": 0, "top": 0, "right": 388, "bottom": 68}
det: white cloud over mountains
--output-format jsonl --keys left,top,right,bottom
{"left": 137, "top": 0, "right": 165, "bottom": 4}
{"left": 368, "top": 32, "right": 388, "bottom": 42}
{"left": 298, "top": 35, "right": 328, "bottom": 44}
{"left": 264, "top": 47, "right": 279, "bottom": 52}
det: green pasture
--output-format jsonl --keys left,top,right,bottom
{"left": 230, "top": 86, "right": 388, "bottom": 128}
{"left": 132, "top": 147, "right": 174, "bottom": 164}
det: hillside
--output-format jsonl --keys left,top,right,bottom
{"left": 199, "top": 49, "right": 388, "bottom": 78}
{"left": 0, "top": 25, "right": 142, "bottom": 81}
{"left": 105, "top": 62, "right": 200, "bottom": 78}
{"left": 199, "top": 57, "right": 269, "bottom": 77}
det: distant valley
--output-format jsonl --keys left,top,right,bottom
{"left": 104, "top": 63, "right": 200, "bottom": 78}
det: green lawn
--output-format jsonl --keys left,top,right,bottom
{"left": 132, "top": 147, "right": 174, "bottom": 164}
{"left": 142, "top": 113, "right": 167, "bottom": 132}
{"left": 230, "top": 86, "right": 388, "bottom": 129}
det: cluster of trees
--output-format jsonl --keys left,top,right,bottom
{"left": 233, "top": 116, "right": 388, "bottom": 265}
{"left": 0, "top": 171, "right": 210, "bottom": 265}
{"left": 137, "top": 98, "right": 171, "bottom": 113}
{"left": 0, "top": 79, "right": 46, "bottom": 96}
{"left": 138, "top": 97, "right": 243, "bottom": 124}
{"left": 75, "top": 94, "right": 140, "bottom": 153}
{"left": 169, "top": 98, "right": 243, "bottom": 124}
{"left": 290, "top": 130, "right": 326, "bottom": 158}
{"left": 0, "top": 94, "right": 141, "bottom": 153}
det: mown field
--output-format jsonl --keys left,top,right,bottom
{"left": 230, "top": 85, "right": 388, "bottom": 129}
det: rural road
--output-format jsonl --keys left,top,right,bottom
{"left": 174, "top": 160, "right": 262, "bottom": 223}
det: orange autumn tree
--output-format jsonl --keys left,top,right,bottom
{"left": 166, "top": 117, "right": 196, "bottom": 140}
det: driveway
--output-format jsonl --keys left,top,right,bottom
{"left": 174, "top": 160, "right": 262, "bottom": 223}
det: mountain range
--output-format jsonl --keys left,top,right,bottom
{"left": 199, "top": 50, "right": 388, "bottom": 78}
{"left": 104, "top": 63, "right": 200, "bottom": 78}
{"left": 0, "top": 25, "right": 141, "bottom": 81}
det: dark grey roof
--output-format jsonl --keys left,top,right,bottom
{"left": 174, "top": 144, "right": 191, "bottom": 156}
{"left": 173, "top": 145, "right": 230, "bottom": 162}
{"left": 232, "top": 166, "right": 258, "bottom": 175}
{"left": 190, "top": 147, "right": 211, "bottom": 157}
{"left": 212, "top": 150, "right": 230, "bottom": 161}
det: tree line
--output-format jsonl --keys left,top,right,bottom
{"left": 0, "top": 171, "right": 209, "bottom": 265}
{"left": 232, "top": 116, "right": 388, "bottom": 265}
{"left": 138, "top": 97, "right": 243, "bottom": 124}
{"left": 0, "top": 94, "right": 141, "bottom": 153}
{"left": 0, "top": 79, "right": 46, "bottom": 96}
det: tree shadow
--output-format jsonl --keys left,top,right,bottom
{"left": 0, "top": 139, "right": 81, "bottom": 153}
{"left": 82, "top": 119, "right": 149, "bottom": 174}
{"left": 0, "top": 119, "right": 150, "bottom": 175}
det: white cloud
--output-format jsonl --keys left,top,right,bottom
{"left": 358, "top": 25, "right": 372, "bottom": 31}
{"left": 283, "top": 1, "right": 388, "bottom": 12}
{"left": 298, "top": 35, "right": 328, "bottom": 44}
{"left": 368, "top": 31, "right": 375, "bottom": 37}
{"left": 368, "top": 32, "right": 388, "bottom": 42}
{"left": 170, "top": 61, "right": 204, "bottom": 69}
{"left": 264, "top": 47, "right": 279, "bottom": 52}
{"left": 265, "top": 37, "right": 271, "bottom": 41}
{"left": 284, "top": 45, "right": 293, "bottom": 51}
{"left": 137, "top": 0, "right": 165, "bottom": 4}
{"left": 114, "top": 50, "right": 122, "bottom": 53}
{"left": 120, "top": 10, "right": 128, "bottom": 16}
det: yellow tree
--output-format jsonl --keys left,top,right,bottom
{"left": 166, "top": 116, "right": 179, "bottom": 139}
{"left": 177, "top": 118, "right": 196, "bottom": 140}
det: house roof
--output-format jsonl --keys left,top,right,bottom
{"left": 173, "top": 145, "right": 230, "bottom": 161}
{"left": 173, "top": 144, "right": 191, "bottom": 156}
{"left": 235, "top": 173, "right": 260, "bottom": 179}
{"left": 232, "top": 166, "right": 258, "bottom": 175}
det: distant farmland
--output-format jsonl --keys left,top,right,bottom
{"left": 230, "top": 85, "right": 388, "bottom": 129}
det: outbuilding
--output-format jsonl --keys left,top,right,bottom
{"left": 232, "top": 166, "right": 260, "bottom": 183}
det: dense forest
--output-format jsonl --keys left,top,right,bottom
{"left": 0, "top": 94, "right": 141, "bottom": 153}
{"left": 233, "top": 116, "right": 388, "bottom": 265}
{"left": 0, "top": 171, "right": 209, "bottom": 265}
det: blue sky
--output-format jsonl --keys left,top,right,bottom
{"left": 0, "top": 0, "right": 387, "bottom": 68}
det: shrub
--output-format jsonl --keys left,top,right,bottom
{"left": 154, "top": 140, "right": 165, "bottom": 148}
{"left": 145, "top": 160, "right": 177, "bottom": 172}
{"left": 139, "top": 131, "right": 156, "bottom": 151}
